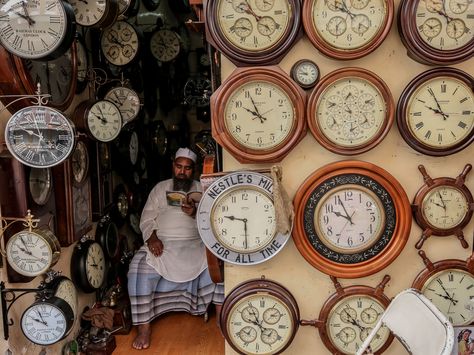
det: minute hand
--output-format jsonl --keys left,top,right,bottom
{"left": 337, "top": 196, "right": 354, "bottom": 225}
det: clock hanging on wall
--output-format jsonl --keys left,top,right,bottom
{"left": 293, "top": 160, "right": 411, "bottom": 278}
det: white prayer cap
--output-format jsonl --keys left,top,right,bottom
{"left": 175, "top": 147, "right": 197, "bottom": 163}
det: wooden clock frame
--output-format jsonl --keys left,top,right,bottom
{"left": 293, "top": 160, "right": 411, "bottom": 278}
{"left": 307, "top": 67, "right": 395, "bottom": 155}
{"left": 302, "top": 0, "right": 394, "bottom": 60}
{"left": 211, "top": 66, "right": 307, "bottom": 163}
{"left": 411, "top": 164, "right": 474, "bottom": 249}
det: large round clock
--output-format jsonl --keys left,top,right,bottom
{"left": 293, "top": 160, "right": 411, "bottom": 278}
{"left": 197, "top": 171, "right": 291, "bottom": 265}
{"left": 300, "top": 275, "right": 394, "bottom": 354}
{"left": 398, "top": 0, "right": 473, "bottom": 65}
{"left": 211, "top": 66, "right": 306, "bottom": 163}
{"left": 397, "top": 67, "right": 474, "bottom": 156}
{"left": 220, "top": 277, "right": 300, "bottom": 355}
{"left": 307, "top": 67, "right": 394, "bottom": 155}
{"left": 205, "top": 0, "right": 302, "bottom": 65}
{"left": 302, "top": 0, "right": 394, "bottom": 60}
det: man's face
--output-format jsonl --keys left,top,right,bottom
{"left": 173, "top": 157, "right": 194, "bottom": 181}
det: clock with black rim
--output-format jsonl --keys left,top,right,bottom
{"left": 293, "top": 160, "right": 411, "bottom": 278}
{"left": 204, "top": 0, "right": 302, "bottom": 66}
{"left": 300, "top": 275, "right": 394, "bottom": 355}
{"left": 96, "top": 214, "right": 121, "bottom": 260}
{"left": 302, "top": 0, "right": 394, "bottom": 60}
{"left": 411, "top": 164, "right": 474, "bottom": 249}
{"left": 211, "top": 66, "right": 306, "bottom": 163}
{"left": 397, "top": 0, "right": 473, "bottom": 65}
{"left": 71, "top": 238, "right": 107, "bottom": 293}
{"left": 397, "top": 67, "right": 474, "bottom": 156}
{"left": 307, "top": 67, "right": 394, "bottom": 155}
{"left": 290, "top": 59, "right": 320, "bottom": 90}
{"left": 69, "top": 0, "right": 119, "bottom": 28}
{"left": 412, "top": 250, "right": 474, "bottom": 326}
{"left": 220, "top": 276, "right": 300, "bottom": 355}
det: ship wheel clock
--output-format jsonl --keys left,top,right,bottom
{"left": 219, "top": 277, "right": 300, "bottom": 355}
{"left": 411, "top": 164, "right": 474, "bottom": 249}
{"left": 412, "top": 250, "right": 474, "bottom": 326}
{"left": 300, "top": 275, "right": 394, "bottom": 355}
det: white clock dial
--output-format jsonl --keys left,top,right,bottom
{"left": 422, "top": 186, "right": 469, "bottom": 229}
{"left": 101, "top": 21, "right": 139, "bottom": 66}
{"left": 87, "top": 100, "right": 122, "bottom": 142}
{"left": 105, "top": 86, "right": 141, "bottom": 125}
{"left": 55, "top": 278, "right": 78, "bottom": 316}
{"left": 69, "top": 0, "right": 107, "bottom": 27}
{"left": 294, "top": 62, "right": 318, "bottom": 86}
{"left": 21, "top": 303, "right": 68, "bottom": 345}
{"left": 150, "top": 29, "right": 181, "bottom": 62}
{"left": 85, "top": 242, "right": 106, "bottom": 289}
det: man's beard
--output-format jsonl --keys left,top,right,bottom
{"left": 173, "top": 176, "right": 193, "bottom": 192}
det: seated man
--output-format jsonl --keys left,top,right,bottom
{"left": 128, "top": 147, "right": 224, "bottom": 350}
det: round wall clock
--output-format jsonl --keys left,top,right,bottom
{"left": 105, "top": 86, "right": 141, "bottom": 125}
{"left": 412, "top": 250, "right": 474, "bottom": 326}
{"left": 197, "top": 171, "right": 291, "bottom": 265}
{"left": 290, "top": 59, "right": 320, "bottom": 90}
{"left": 307, "top": 67, "right": 394, "bottom": 155}
{"left": 5, "top": 105, "right": 76, "bottom": 168}
{"left": 149, "top": 29, "right": 181, "bottom": 62}
{"left": 300, "top": 275, "right": 394, "bottom": 354}
{"left": 101, "top": 21, "right": 140, "bottom": 67}
{"left": 397, "top": 67, "right": 474, "bottom": 156}
{"left": 205, "top": 0, "right": 302, "bottom": 66}
{"left": 29, "top": 167, "right": 53, "bottom": 206}
{"left": 184, "top": 76, "right": 212, "bottom": 107}
{"left": 71, "top": 238, "right": 107, "bottom": 293}
{"left": 96, "top": 214, "right": 121, "bottom": 260}
{"left": 398, "top": 0, "right": 474, "bottom": 65}
{"left": 69, "top": 0, "right": 119, "bottom": 28}
{"left": 71, "top": 140, "right": 90, "bottom": 186}
{"left": 50, "top": 276, "right": 78, "bottom": 318}
{"left": 302, "top": 0, "right": 394, "bottom": 60}
{"left": 220, "top": 277, "right": 300, "bottom": 355}
{"left": 75, "top": 32, "right": 89, "bottom": 94}
{"left": 412, "top": 164, "right": 473, "bottom": 249}
{"left": 0, "top": 0, "right": 76, "bottom": 60}
{"left": 211, "top": 66, "right": 306, "bottom": 163}
{"left": 293, "top": 160, "right": 411, "bottom": 278}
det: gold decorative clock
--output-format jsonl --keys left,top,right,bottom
{"left": 211, "top": 66, "right": 306, "bottom": 163}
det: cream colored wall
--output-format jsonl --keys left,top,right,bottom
{"left": 220, "top": 1, "right": 474, "bottom": 354}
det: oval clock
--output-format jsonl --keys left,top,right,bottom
{"left": 293, "top": 160, "right": 411, "bottom": 278}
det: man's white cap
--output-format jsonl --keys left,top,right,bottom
{"left": 175, "top": 147, "right": 197, "bottom": 163}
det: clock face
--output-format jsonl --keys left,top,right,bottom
{"left": 55, "top": 278, "right": 78, "bottom": 316}
{"left": 226, "top": 293, "right": 295, "bottom": 354}
{"left": 314, "top": 185, "right": 385, "bottom": 254}
{"left": 21, "top": 303, "right": 68, "bottom": 345}
{"left": 29, "top": 167, "right": 52, "bottom": 206}
{"left": 421, "top": 268, "right": 474, "bottom": 325}
{"left": 71, "top": 141, "right": 89, "bottom": 185}
{"left": 73, "top": 182, "right": 91, "bottom": 232}
{"left": 76, "top": 36, "right": 88, "bottom": 93}
{"left": 211, "top": 186, "right": 276, "bottom": 253}
{"left": 150, "top": 29, "right": 181, "bottom": 62}
{"left": 128, "top": 131, "right": 139, "bottom": 165}
{"left": 0, "top": 0, "right": 71, "bottom": 59}
{"left": 69, "top": 0, "right": 107, "bottom": 26}
{"left": 105, "top": 87, "right": 141, "bottom": 125}
{"left": 290, "top": 59, "right": 320, "bottom": 89}
{"left": 85, "top": 242, "right": 106, "bottom": 289}
{"left": 101, "top": 21, "right": 139, "bottom": 66}
{"left": 415, "top": 0, "right": 474, "bottom": 51}
{"left": 421, "top": 185, "right": 469, "bottom": 229}
{"left": 86, "top": 100, "right": 122, "bottom": 142}
{"left": 327, "top": 295, "right": 390, "bottom": 354}
{"left": 5, "top": 106, "right": 75, "bottom": 168}
{"left": 224, "top": 79, "right": 295, "bottom": 151}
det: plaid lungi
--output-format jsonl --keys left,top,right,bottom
{"left": 127, "top": 249, "right": 224, "bottom": 325}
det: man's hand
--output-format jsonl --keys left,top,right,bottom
{"left": 147, "top": 232, "right": 163, "bottom": 257}
{"left": 181, "top": 197, "right": 196, "bottom": 217}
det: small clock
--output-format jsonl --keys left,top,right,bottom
{"left": 5, "top": 228, "right": 61, "bottom": 277}
{"left": 28, "top": 168, "right": 53, "bottom": 206}
{"left": 412, "top": 250, "right": 474, "bottom": 326}
{"left": 4, "top": 105, "right": 76, "bottom": 168}
{"left": 71, "top": 238, "right": 107, "bottom": 293}
{"left": 71, "top": 140, "right": 89, "bottom": 186}
{"left": 104, "top": 86, "right": 141, "bottom": 125}
{"left": 205, "top": 0, "right": 302, "bottom": 65}
{"left": 411, "top": 164, "right": 473, "bottom": 249}
{"left": 149, "top": 29, "right": 181, "bottom": 62}
{"left": 398, "top": 0, "right": 474, "bottom": 65}
{"left": 300, "top": 275, "right": 394, "bottom": 354}
{"left": 397, "top": 67, "right": 474, "bottom": 156}
{"left": 198, "top": 171, "right": 291, "bottom": 265}
{"left": 302, "top": 0, "right": 394, "bottom": 60}
{"left": 307, "top": 67, "right": 394, "bottom": 155}
{"left": 183, "top": 76, "right": 212, "bottom": 107}
{"left": 220, "top": 277, "right": 300, "bottom": 355}
{"left": 293, "top": 160, "right": 411, "bottom": 278}
{"left": 69, "top": 0, "right": 119, "bottom": 28}
{"left": 0, "top": 0, "right": 76, "bottom": 60}
{"left": 101, "top": 21, "right": 140, "bottom": 67}
{"left": 211, "top": 66, "right": 307, "bottom": 163}
{"left": 290, "top": 59, "right": 320, "bottom": 90}
{"left": 96, "top": 214, "right": 121, "bottom": 260}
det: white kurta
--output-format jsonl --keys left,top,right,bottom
{"left": 139, "top": 179, "right": 207, "bottom": 282}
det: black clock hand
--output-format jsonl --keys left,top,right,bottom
{"left": 224, "top": 215, "right": 246, "bottom": 222}
{"left": 334, "top": 0, "right": 356, "bottom": 19}
{"left": 337, "top": 196, "right": 354, "bottom": 225}
{"left": 436, "top": 280, "right": 458, "bottom": 304}
{"left": 20, "top": 1, "right": 35, "bottom": 26}
{"left": 248, "top": 94, "right": 262, "bottom": 116}
{"left": 427, "top": 87, "right": 449, "bottom": 120}
{"left": 243, "top": 218, "right": 248, "bottom": 250}
{"left": 242, "top": 0, "right": 262, "bottom": 21}
{"left": 27, "top": 315, "right": 46, "bottom": 325}
{"left": 36, "top": 309, "right": 47, "bottom": 325}
{"left": 437, "top": 191, "right": 447, "bottom": 210}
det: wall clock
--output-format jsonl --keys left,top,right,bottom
{"left": 412, "top": 250, "right": 474, "bottom": 326}
{"left": 220, "top": 277, "right": 300, "bottom": 355}
{"left": 115, "top": 128, "right": 140, "bottom": 169}
{"left": 0, "top": 0, "right": 76, "bottom": 60}
{"left": 101, "top": 21, "right": 140, "bottom": 67}
{"left": 111, "top": 183, "right": 130, "bottom": 227}
{"left": 290, "top": 59, "right": 320, "bottom": 90}
{"left": 397, "top": 67, "right": 474, "bottom": 156}
{"left": 307, "top": 67, "right": 394, "bottom": 155}
{"left": 183, "top": 76, "right": 212, "bottom": 107}
{"left": 211, "top": 66, "right": 306, "bottom": 163}
{"left": 96, "top": 214, "right": 121, "bottom": 261}
{"left": 91, "top": 142, "right": 114, "bottom": 221}
{"left": 69, "top": 0, "right": 119, "bottom": 28}
{"left": 104, "top": 86, "right": 141, "bottom": 125}
{"left": 300, "top": 275, "right": 394, "bottom": 354}
{"left": 75, "top": 32, "right": 89, "bottom": 94}
{"left": 204, "top": 0, "right": 302, "bottom": 66}
{"left": 71, "top": 140, "right": 90, "bottom": 186}
{"left": 302, "top": 0, "right": 394, "bottom": 60}
{"left": 197, "top": 171, "right": 291, "bottom": 265}
{"left": 293, "top": 160, "right": 411, "bottom": 278}
{"left": 398, "top": 0, "right": 474, "bottom": 65}
{"left": 411, "top": 164, "right": 473, "bottom": 249}
{"left": 71, "top": 238, "right": 107, "bottom": 293}
{"left": 28, "top": 168, "right": 53, "bottom": 206}
{"left": 149, "top": 29, "right": 181, "bottom": 62}
{"left": 51, "top": 276, "right": 78, "bottom": 318}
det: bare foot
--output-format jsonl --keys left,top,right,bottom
{"left": 132, "top": 323, "right": 151, "bottom": 350}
